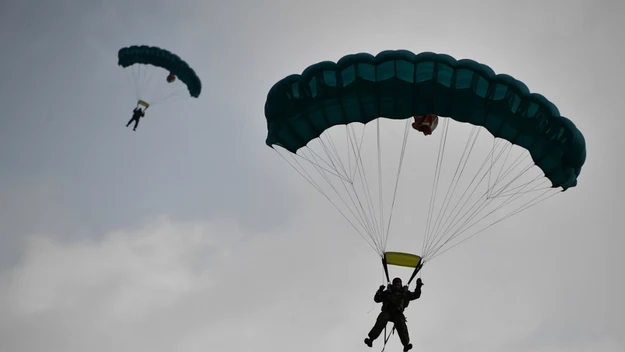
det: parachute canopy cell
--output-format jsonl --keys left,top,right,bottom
{"left": 264, "top": 50, "right": 586, "bottom": 190}
{"left": 118, "top": 45, "right": 202, "bottom": 98}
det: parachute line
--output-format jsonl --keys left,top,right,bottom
{"left": 427, "top": 187, "right": 560, "bottom": 261}
{"left": 421, "top": 137, "right": 558, "bottom": 260}
{"left": 377, "top": 119, "right": 385, "bottom": 248}
{"left": 274, "top": 115, "right": 566, "bottom": 264}
{"left": 273, "top": 147, "right": 381, "bottom": 253}
{"left": 428, "top": 125, "right": 482, "bottom": 247}
{"left": 383, "top": 120, "right": 412, "bottom": 249}
{"left": 423, "top": 118, "right": 450, "bottom": 255}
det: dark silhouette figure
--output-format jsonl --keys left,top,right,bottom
{"left": 364, "top": 277, "right": 424, "bottom": 352}
{"left": 126, "top": 107, "right": 145, "bottom": 131}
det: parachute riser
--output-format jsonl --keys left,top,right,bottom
{"left": 382, "top": 257, "right": 390, "bottom": 284}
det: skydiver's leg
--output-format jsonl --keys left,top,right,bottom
{"left": 392, "top": 314, "right": 412, "bottom": 351}
{"left": 126, "top": 117, "right": 134, "bottom": 127}
{"left": 133, "top": 117, "right": 139, "bottom": 131}
{"left": 366, "top": 311, "right": 390, "bottom": 343}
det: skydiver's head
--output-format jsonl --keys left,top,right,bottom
{"left": 392, "top": 277, "right": 402, "bottom": 290}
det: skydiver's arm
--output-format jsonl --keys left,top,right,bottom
{"left": 408, "top": 286, "right": 421, "bottom": 300}
{"left": 409, "top": 279, "right": 424, "bottom": 300}
{"left": 374, "top": 288, "right": 386, "bottom": 303}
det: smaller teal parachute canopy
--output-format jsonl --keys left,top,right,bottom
{"left": 118, "top": 45, "right": 202, "bottom": 98}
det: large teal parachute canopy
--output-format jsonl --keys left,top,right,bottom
{"left": 118, "top": 45, "right": 202, "bottom": 98}
{"left": 264, "top": 50, "right": 585, "bottom": 190}
{"left": 263, "top": 49, "right": 587, "bottom": 275}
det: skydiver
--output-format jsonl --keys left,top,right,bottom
{"left": 364, "top": 277, "right": 424, "bottom": 352}
{"left": 126, "top": 106, "right": 145, "bottom": 131}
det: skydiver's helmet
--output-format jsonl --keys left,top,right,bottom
{"left": 166, "top": 73, "right": 176, "bottom": 83}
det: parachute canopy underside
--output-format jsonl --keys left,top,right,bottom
{"left": 264, "top": 50, "right": 586, "bottom": 190}
{"left": 118, "top": 45, "right": 202, "bottom": 98}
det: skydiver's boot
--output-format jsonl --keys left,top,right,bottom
{"left": 403, "top": 343, "right": 412, "bottom": 352}
{"left": 364, "top": 338, "right": 373, "bottom": 348}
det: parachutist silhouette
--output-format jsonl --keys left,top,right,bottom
{"left": 126, "top": 107, "right": 145, "bottom": 131}
{"left": 364, "top": 278, "right": 423, "bottom": 352}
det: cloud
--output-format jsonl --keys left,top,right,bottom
{"left": 0, "top": 212, "right": 373, "bottom": 352}
{"left": 0, "top": 216, "right": 237, "bottom": 352}
{"left": 1, "top": 207, "right": 623, "bottom": 352}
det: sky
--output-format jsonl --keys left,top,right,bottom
{"left": 0, "top": 0, "right": 623, "bottom": 351}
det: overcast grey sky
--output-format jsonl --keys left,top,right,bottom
{"left": 1, "top": 0, "right": 623, "bottom": 351}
